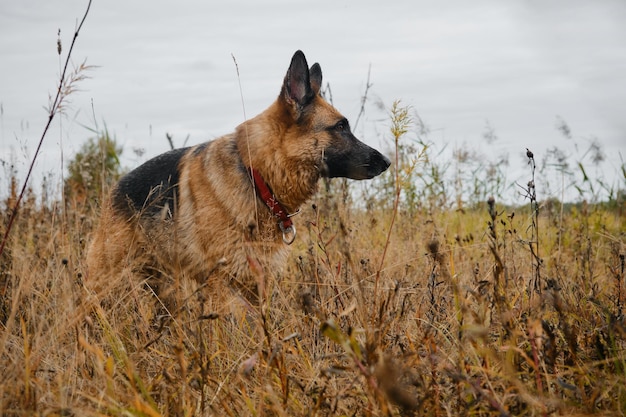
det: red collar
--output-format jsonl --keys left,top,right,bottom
{"left": 250, "top": 167, "right": 297, "bottom": 244}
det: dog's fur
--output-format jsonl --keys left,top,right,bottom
{"left": 87, "top": 51, "right": 390, "bottom": 292}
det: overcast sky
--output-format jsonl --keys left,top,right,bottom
{"left": 1, "top": 0, "right": 625, "bottom": 203}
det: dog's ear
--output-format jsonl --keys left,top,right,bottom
{"left": 283, "top": 50, "right": 314, "bottom": 109}
{"left": 309, "top": 63, "right": 322, "bottom": 96}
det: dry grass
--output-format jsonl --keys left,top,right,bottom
{"left": 1, "top": 155, "right": 625, "bottom": 416}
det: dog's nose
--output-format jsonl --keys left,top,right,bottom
{"left": 369, "top": 152, "right": 391, "bottom": 177}
{"left": 382, "top": 154, "right": 391, "bottom": 169}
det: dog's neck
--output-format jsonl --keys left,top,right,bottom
{"left": 234, "top": 108, "right": 321, "bottom": 213}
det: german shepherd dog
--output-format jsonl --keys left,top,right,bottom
{"left": 87, "top": 51, "right": 390, "bottom": 296}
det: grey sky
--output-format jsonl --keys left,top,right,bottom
{"left": 1, "top": 0, "right": 625, "bottom": 202}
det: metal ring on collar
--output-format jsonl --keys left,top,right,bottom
{"left": 280, "top": 223, "right": 296, "bottom": 245}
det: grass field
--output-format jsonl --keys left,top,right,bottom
{"left": 1, "top": 101, "right": 625, "bottom": 417}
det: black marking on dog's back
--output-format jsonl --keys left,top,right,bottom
{"left": 112, "top": 147, "right": 191, "bottom": 218}
{"left": 192, "top": 142, "right": 209, "bottom": 156}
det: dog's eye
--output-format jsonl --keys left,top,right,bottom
{"left": 334, "top": 120, "right": 349, "bottom": 132}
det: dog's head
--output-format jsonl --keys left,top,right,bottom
{"left": 280, "top": 50, "right": 390, "bottom": 180}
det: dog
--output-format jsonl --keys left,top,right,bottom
{"left": 86, "top": 50, "right": 390, "bottom": 296}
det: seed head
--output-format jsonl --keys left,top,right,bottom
{"left": 57, "top": 29, "right": 62, "bottom": 55}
